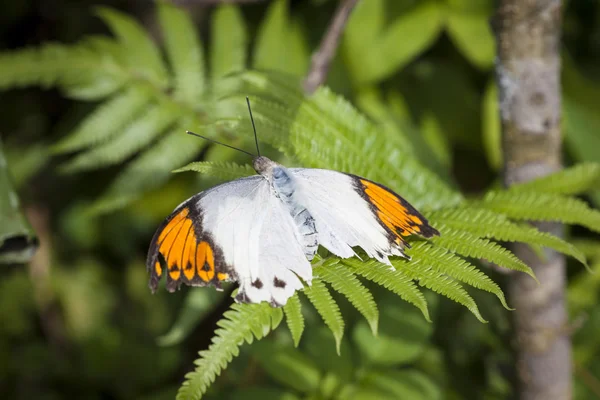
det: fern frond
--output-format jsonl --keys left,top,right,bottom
{"left": 407, "top": 243, "right": 510, "bottom": 310}
{"left": 89, "top": 126, "right": 204, "bottom": 214}
{"left": 391, "top": 256, "right": 486, "bottom": 322}
{"left": 315, "top": 258, "right": 379, "bottom": 335}
{"left": 174, "top": 160, "right": 255, "bottom": 180}
{"left": 52, "top": 87, "right": 150, "bottom": 153}
{"left": 252, "top": 0, "right": 290, "bottom": 72}
{"left": 283, "top": 294, "right": 304, "bottom": 347}
{"left": 158, "top": 2, "right": 205, "bottom": 103}
{"left": 475, "top": 191, "right": 600, "bottom": 233}
{"left": 95, "top": 7, "right": 168, "bottom": 87}
{"left": 429, "top": 207, "right": 588, "bottom": 266}
{"left": 176, "top": 302, "right": 281, "bottom": 400}
{"left": 211, "top": 5, "right": 248, "bottom": 81}
{"left": 303, "top": 279, "right": 344, "bottom": 354}
{"left": 61, "top": 103, "right": 179, "bottom": 172}
{"left": 510, "top": 163, "right": 600, "bottom": 195}
{"left": 341, "top": 257, "right": 429, "bottom": 322}
{"left": 0, "top": 44, "right": 70, "bottom": 90}
{"left": 431, "top": 226, "right": 534, "bottom": 277}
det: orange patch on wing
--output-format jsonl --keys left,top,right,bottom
{"left": 182, "top": 226, "right": 197, "bottom": 281}
{"left": 217, "top": 272, "right": 229, "bottom": 281}
{"left": 361, "top": 180, "right": 422, "bottom": 238}
{"left": 159, "top": 208, "right": 189, "bottom": 243}
{"left": 154, "top": 261, "right": 162, "bottom": 277}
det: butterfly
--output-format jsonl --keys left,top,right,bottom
{"left": 146, "top": 99, "right": 439, "bottom": 307}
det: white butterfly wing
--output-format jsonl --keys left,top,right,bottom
{"left": 289, "top": 168, "right": 439, "bottom": 264}
{"left": 147, "top": 175, "right": 311, "bottom": 306}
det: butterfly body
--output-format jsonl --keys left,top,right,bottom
{"left": 147, "top": 156, "right": 439, "bottom": 307}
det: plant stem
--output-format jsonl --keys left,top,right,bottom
{"left": 493, "top": 1, "right": 571, "bottom": 399}
{"left": 303, "top": 0, "right": 359, "bottom": 94}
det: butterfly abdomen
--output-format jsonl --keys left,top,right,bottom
{"left": 272, "top": 166, "right": 318, "bottom": 261}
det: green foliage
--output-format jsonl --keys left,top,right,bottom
{"left": 177, "top": 303, "right": 282, "bottom": 400}
{"left": 2, "top": 1, "right": 600, "bottom": 399}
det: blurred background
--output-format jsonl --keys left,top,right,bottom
{"left": 1, "top": 0, "right": 600, "bottom": 399}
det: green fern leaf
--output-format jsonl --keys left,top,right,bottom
{"left": 341, "top": 257, "right": 430, "bottom": 322}
{"left": 431, "top": 226, "right": 534, "bottom": 277}
{"left": 89, "top": 126, "right": 204, "bottom": 214}
{"left": 509, "top": 163, "right": 600, "bottom": 195}
{"left": 158, "top": 2, "right": 205, "bottom": 103}
{"left": 0, "top": 44, "right": 75, "bottom": 90}
{"left": 303, "top": 279, "right": 344, "bottom": 354}
{"left": 253, "top": 0, "right": 291, "bottom": 73}
{"left": 475, "top": 191, "right": 600, "bottom": 233}
{"left": 211, "top": 5, "right": 248, "bottom": 81}
{"left": 390, "top": 256, "right": 486, "bottom": 322}
{"left": 407, "top": 242, "right": 511, "bottom": 310}
{"left": 95, "top": 7, "right": 168, "bottom": 87}
{"left": 52, "top": 87, "right": 150, "bottom": 153}
{"left": 315, "top": 258, "right": 379, "bottom": 335}
{"left": 283, "top": 294, "right": 304, "bottom": 347}
{"left": 176, "top": 302, "right": 281, "bottom": 400}
{"left": 429, "top": 207, "right": 588, "bottom": 266}
{"left": 61, "top": 103, "right": 180, "bottom": 172}
{"left": 174, "top": 160, "right": 255, "bottom": 180}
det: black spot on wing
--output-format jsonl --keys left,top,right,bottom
{"left": 273, "top": 277, "right": 286, "bottom": 288}
{"left": 252, "top": 279, "right": 263, "bottom": 289}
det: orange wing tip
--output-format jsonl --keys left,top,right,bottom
{"left": 358, "top": 178, "right": 440, "bottom": 240}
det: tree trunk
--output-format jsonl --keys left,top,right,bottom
{"left": 492, "top": 1, "right": 571, "bottom": 399}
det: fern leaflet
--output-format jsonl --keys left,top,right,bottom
{"left": 475, "top": 191, "right": 600, "bottom": 233}
{"left": 158, "top": 2, "right": 205, "bottom": 103}
{"left": 283, "top": 294, "right": 304, "bottom": 347}
{"left": 176, "top": 302, "right": 282, "bottom": 400}
{"left": 341, "top": 257, "right": 430, "bottom": 322}
{"left": 429, "top": 207, "right": 588, "bottom": 266}
{"left": 407, "top": 242, "right": 511, "bottom": 310}
{"left": 211, "top": 5, "right": 248, "bottom": 81}
{"left": 174, "top": 160, "right": 255, "bottom": 180}
{"left": 431, "top": 226, "right": 534, "bottom": 277}
{"left": 316, "top": 258, "right": 379, "bottom": 335}
{"left": 509, "top": 162, "right": 600, "bottom": 195}
{"left": 303, "top": 279, "right": 344, "bottom": 354}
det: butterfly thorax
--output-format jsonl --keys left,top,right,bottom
{"left": 253, "top": 156, "right": 319, "bottom": 261}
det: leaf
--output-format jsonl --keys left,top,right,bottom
{"left": 409, "top": 242, "right": 511, "bottom": 310}
{"left": 252, "top": 341, "right": 321, "bottom": 393}
{"left": 61, "top": 103, "right": 180, "bottom": 172}
{"left": 431, "top": 226, "right": 534, "bottom": 277}
{"left": 0, "top": 139, "right": 38, "bottom": 264}
{"left": 95, "top": 7, "right": 168, "bottom": 87}
{"left": 345, "top": 1, "right": 444, "bottom": 84}
{"left": 174, "top": 160, "right": 255, "bottom": 180}
{"left": 176, "top": 303, "right": 281, "bottom": 400}
{"left": 211, "top": 5, "right": 248, "bottom": 81}
{"left": 342, "top": 257, "right": 429, "bottom": 321}
{"left": 89, "top": 125, "right": 204, "bottom": 214}
{"left": 303, "top": 279, "right": 344, "bottom": 354}
{"left": 316, "top": 259, "right": 379, "bottom": 335}
{"left": 158, "top": 1, "right": 205, "bottom": 103}
{"left": 283, "top": 294, "right": 304, "bottom": 347}
{"left": 304, "top": 326, "right": 353, "bottom": 383}
{"left": 253, "top": 0, "right": 291, "bottom": 73}
{"left": 52, "top": 87, "right": 150, "bottom": 153}
{"left": 482, "top": 80, "right": 502, "bottom": 170}
{"left": 509, "top": 163, "right": 600, "bottom": 195}
{"left": 157, "top": 289, "right": 225, "bottom": 347}
{"left": 429, "top": 207, "right": 588, "bottom": 267}
{"left": 446, "top": 7, "right": 495, "bottom": 69}
{"left": 476, "top": 191, "right": 600, "bottom": 233}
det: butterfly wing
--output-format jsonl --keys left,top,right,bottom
{"left": 146, "top": 175, "right": 311, "bottom": 306}
{"left": 289, "top": 168, "right": 439, "bottom": 264}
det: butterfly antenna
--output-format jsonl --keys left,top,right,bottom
{"left": 246, "top": 96, "right": 261, "bottom": 157}
{"left": 186, "top": 131, "right": 255, "bottom": 157}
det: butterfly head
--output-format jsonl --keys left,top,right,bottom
{"left": 253, "top": 156, "right": 277, "bottom": 177}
